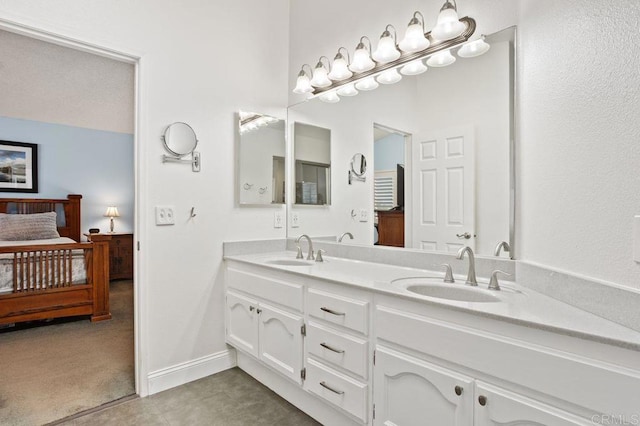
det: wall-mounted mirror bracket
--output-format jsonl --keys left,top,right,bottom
{"left": 348, "top": 170, "right": 366, "bottom": 185}
{"left": 161, "top": 122, "right": 201, "bottom": 172}
{"left": 162, "top": 151, "right": 201, "bottom": 172}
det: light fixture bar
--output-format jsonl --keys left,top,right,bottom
{"left": 308, "top": 16, "right": 476, "bottom": 97}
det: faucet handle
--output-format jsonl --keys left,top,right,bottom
{"left": 296, "top": 246, "right": 304, "bottom": 259}
{"left": 316, "top": 249, "right": 325, "bottom": 263}
{"left": 488, "top": 270, "right": 511, "bottom": 291}
{"left": 441, "top": 264, "right": 455, "bottom": 283}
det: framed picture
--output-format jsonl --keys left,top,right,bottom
{"left": 0, "top": 141, "right": 38, "bottom": 193}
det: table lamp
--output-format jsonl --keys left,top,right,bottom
{"left": 104, "top": 206, "right": 120, "bottom": 233}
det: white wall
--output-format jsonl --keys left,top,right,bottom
{"left": 0, "top": 0, "right": 290, "bottom": 393}
{"left": 517, "top": 0, "right": 640, "bottom": 289}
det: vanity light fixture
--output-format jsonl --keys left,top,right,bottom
{"left": 310, "top": 57, "right": 332, "bottom": 88}
{"left": 293, "top": 64, "right": 314, "bottom": 94}
{"left": 239, "top": 112, "right": 279, "bottom": 134}
{"left": 337, "top": 83, "right": 359, "bottom": 97}
{"left": 426, "top": 49, "right": 456, "bottom": 67}
{"left": 319, "top": 91, "right": 341, "bottom": 103}
{"left": 328, "top": 48, "right": 353, "bottom": 81}
{"left": 355, "top": 76, "right": 379, "bottom": 91}
{"left": 400, "top": 59, "right": 428, "bottom": 76}
{"left": 431, "top": 0, "right": 466, "bottom": 41}
{"left": 376, "top": 68, "right": 403, "bottom": 85}
{"left": 458, "top": 35, "right": 491, "bottom": 58}
{"left": 349, "top": 37, "right": 376, "bottom": 73}
{"left": 372, "top": 25, "right": 401, "bottom": 64}
{"left": 399, "top": 11, "right": 430, "bottom": 53}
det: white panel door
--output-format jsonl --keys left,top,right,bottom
{"left": 226, "top": 291, "right": 259, "bottom": 357}
{"left": 475, "top": 382, "right": 592, "bottom": 426}
{"left": 411, "top": 126, "right": 475, "bottom": 252}
{"left": 258, "top": 302, "right": 304, "bottom": 384}
{"left": 374, "top": 346, "right": 473, "bottom": 426}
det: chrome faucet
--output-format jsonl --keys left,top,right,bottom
{"left": 338, "top": 232, "right": 354, "bottom": 242}
{"left": 456, "top": 246, "right": 477, "bottom": 286}
{"left": 494, "top": 241, "right": 511, "bottom": 257}
{"left": 295, "top": 234, "right": 314, "bottom": 260}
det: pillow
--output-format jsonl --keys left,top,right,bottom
{"left": 0, "top": 212, "right": 61, "bottom": 241}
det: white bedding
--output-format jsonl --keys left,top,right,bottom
{"left": 0, "top": 237, "right": 88, "bottom": 294}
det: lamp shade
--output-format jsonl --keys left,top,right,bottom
{"left": 319, "top": 91, "right": 340, "bottom": 103}
{"left": 426, "top": 50, "right": 456, "bottom": 67}
{"left": 400, "top": 59, "right": 428, "bottom": 76}
{"left": 310, "top": 61, "right": 332, "bottom": 88}
{"left": 355, "top": 76, "right": 379, "bottom": 91}
{"left": 372, "top": 30, "right": 401, "bottom": 64}
{"left": 399, "top": 19, "right": 430, "bottom": 53}
{"left": 431, "top": 1, "right": 465, "bottom": 41}
{"left": 104, "top": 206, "right": 120, "bottom": 218}
{"left": 337, "top": 83, "right": 359, "bottom": 97}
{"left": 458, "top": 37, "right": 491, "bottom": 58}
{"left": 293, "top": 71, "right": 313, "bottom": 94}
{"left": 376, "top": 68, "right": 402, "bottom": 85}
{"left": 350, "top": 44, "right": 376, "bottom": 73}
{"left": 328, "top": 52, "right": 353, "bottom": 81}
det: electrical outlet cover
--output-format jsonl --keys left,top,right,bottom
{"left": 155, "top": 206, "right": 176, "bottom": 226}
{"left": 291, "top": 212, "right": 300, "bottom": 228}
{"left": 274, "top": 211, "right": 284, "bottom": 228}
{"left": 359, "top": 209, "right": 368, "bottom": 222}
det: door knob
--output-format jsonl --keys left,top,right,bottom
{"left": 456, "top": 232, "right": 472, "bottom": 239}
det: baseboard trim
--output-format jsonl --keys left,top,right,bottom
{"left": 147, "top": 349, "right": 237, "bottom": 395}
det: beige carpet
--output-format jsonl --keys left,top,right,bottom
{"left": 0, "top": 280, "right": 135, "bottom": 426}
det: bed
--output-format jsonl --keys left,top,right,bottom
{"left": 0, "top": 194, "right": 111, "bottom": 324}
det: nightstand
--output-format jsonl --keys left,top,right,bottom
{"left": 86, "top": 232, "right": 134, "bottom": 280}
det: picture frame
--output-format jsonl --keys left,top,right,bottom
{"left": 0, "top": 140, "right": 38, "bottom": 193}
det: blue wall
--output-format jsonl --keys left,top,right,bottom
{"left": 374, "top": 133, "right": 404, "bottom": 171}
{"left": 0, "top": 116, "right": 134, "bottom": 236}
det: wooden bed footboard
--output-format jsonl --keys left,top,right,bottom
{"left": 0, "top": 235, "right": 111, "bottom": 324}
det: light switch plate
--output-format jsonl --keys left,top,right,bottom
{"left": 359, "top": 209, "right": 368, "bottom": 222}
{"left": 291, "top": 212, "right": 300, "bottom": 228}
{"left": 274, "top": 211, "right": 284, "bottom": 228}
{"left": 155, "top": 206, "right": 175, "bottom": 226}
{"left": 634, "top": 215, "right": 640, "bottom": 262}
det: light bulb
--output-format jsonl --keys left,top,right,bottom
{"left": 458, "top": 37, "right": 491, "bottom": 58}
{"left": 350, "top": 42, "right": 376, "bottom": 73}
{"left": 310, "top": 60, "right": 332, "bottom": 88}
{"left": 399, "top": 14, "right": 430, "bottom": 53}
{"left": 426, "top": 50, "right": 456, "bottom": 67}
{"left": 293, "top": 70, "right": 313, "bottom": 94}
{"left": 400, "top": 59, "right": 428, "bottom": 76}
{"left": 328, "top": 52, "right": 353, "bottom": 81}
{"left": 372, "top": 29, "right": 401, "bottom": 64}
{"left": 319, "top": 91, "right": 340, "bottom": 103}
{"left": 337, "top": 83, "right": 359, "bottom": 97}
{"left": 355, "top": 76, "right": 379, "bottom": 91}
{"left": 376, "top": 68, "right": 402, "bottom": 85}
{"left": 431, "top": 1, "right": 466, "bottom": 41}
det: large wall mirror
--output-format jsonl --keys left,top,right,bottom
{"left": 238, "top": 111, "right": 285, "bottom": 205}
{"left": 286, "top": 26, "right": 515, "bottom": 258}
{"left": 293, "top": 122, "right": 331, "bottom": 206}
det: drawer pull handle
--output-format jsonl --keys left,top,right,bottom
{"left": 249, "top": 306, "right": 255, "bottom": 312}
{"left": 454, "top": 385, "right": 463, "bottom": 396}
{"left": 319, "top": 381, "right": 344, "bottom": 395}
{"left": 478, "top": 395, "right": 487, "bottom": 406}
{"left": 320, "top": 307, "right": 346, "bottom": 316}
{"left": 256, "top": 308, "right": 262, "bottom": 314}
{"left": 320, "top": 342, "right": 345, "bottom": 354}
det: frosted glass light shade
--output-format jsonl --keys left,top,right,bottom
{"left": 328, "top": 55, "right": 353, "bottom": 80}
{"left": 104, "top": 206, "right": 120, "bottom": 218}
{"left": 355, "top": 76, "right": 379, "bottom": 91}
{"left": 427, "top": 50, "right": 456, "bottom": 67}
{"left": 310, "top": 64, "right": 332, "bottom": 88}
{"left": 400, "top": 59, "right": 428, "bottom": 76}
{"left": 372, "top": 34, "right": 401, "bottom": 64}
{"left": 399, "top": 22, "right": 430, "bottom": 53}
{"left": 458, "top": 37, "right": 491, "bottom": 58}
{"left": 319, "top": 91, "right": 340, "bottom": 103}
{"left": 431, "top": 6, "right": 465, "bottom": 41}
{"left": 337, "top": 83, "right": 359, "bottom": 97}
{"left": 376, "top": 68, "right": 402, "bottom": 85}
{"left": 293, "top": 72, "right": 313, "bottom": 94}
{"left": 350, "top": 46, "right": 376, "bottom": 72}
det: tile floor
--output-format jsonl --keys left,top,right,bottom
{"left": 55, "top": 368, "right": 321, "bottom": 426}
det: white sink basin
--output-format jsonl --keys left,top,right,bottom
{"left": 265, "top": 259, "right": 313, "bottom": 267}
{"left": 392, "top": 277, "right": 502, "bottom": 303}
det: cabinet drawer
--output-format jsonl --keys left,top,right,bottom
{"left": 307, "top": 321, "right": 368, "bottom": 379}
{"left": 227, "top": 267, "right": 303, "bottom": 312}
{"left": 307, "top": 288, "right": 368, "bottom": 335}
{"left": 305, "top": 358, "right": 368, "bottom": 423}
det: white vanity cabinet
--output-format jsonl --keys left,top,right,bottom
{"left": 225, "top": 266, "right": 305, "bottom": 384}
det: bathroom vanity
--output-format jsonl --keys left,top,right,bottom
{"left": 224, "top": 248, "right": 640, "bottom": 426}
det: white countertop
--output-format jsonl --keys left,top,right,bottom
{"left": 224, "top": 251, "right": 640, "bottom": 351}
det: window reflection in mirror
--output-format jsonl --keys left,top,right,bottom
{"left": 238, "top": 111, "right": 285, "bottom": 205}
{"left": 294, "top": 122, "right": 331, "bottom": 205}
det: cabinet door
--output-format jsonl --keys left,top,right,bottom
{"left": 258, "top": 302, "right": 304, "bottom": 384}
{"left": 226, "top": 291, "right": 259, "bottom": 357}
{"left": 374, "top": 346, "right": 473, "bottom": 426}
{"left": 474, "top": 382, "right": 591, "bottom": 426}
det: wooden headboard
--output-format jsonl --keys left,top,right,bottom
{"left": 0, "top": 194, "right": 82, "bottom": 242}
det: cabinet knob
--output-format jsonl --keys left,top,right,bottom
{"left": 478, "top": 395, "right": 487, "bottom": 406}
{"left": 454, "top": 385, "right": 463, "bottom": 396}
{"left": 256, "top": 308, "right": 262, "bottom": 314}
{"left": 249, "top": 306, "right": 255, "bottom": 312}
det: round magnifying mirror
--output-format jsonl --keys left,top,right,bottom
{"left": 163, "top": 122, "right": 198, "bottom": 157}
{"left": 350, "top": 153, "right": 367, "bottom": 177}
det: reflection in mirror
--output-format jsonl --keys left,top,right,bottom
{"left": 351, "top": 153, "right": 367, "bottom": 177}
{"left": 238, "top": 111, "right": 285, "bottom": 205}
{"left": 287, "top": 27, "right": 515, "bottom": 257}
{"left": 163, "top": 122, "right": 198, "bottom": 156}
{"left": 294, "top": 123, "right": 331, "bottom": 205}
